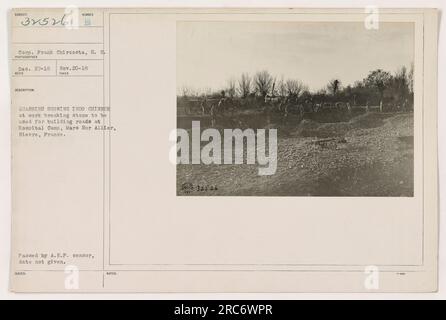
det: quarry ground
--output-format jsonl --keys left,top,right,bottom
{"left": 177, "top": 111, "right": 414, "bottom": 197}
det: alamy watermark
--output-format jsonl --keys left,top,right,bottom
{"left": 364, "top": 6, "right": 380, "bottom": 30}
{"left": 170, "top": 121, "right": 278, "bottom": 176}
{"left": 364, "top": 265, "right": 380, "bottom": 290}
{"left": 64, "top": 265, "right": 79, "bottom": 290}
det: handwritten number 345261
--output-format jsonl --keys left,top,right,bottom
{"left": 20, "top": 14, "right": 70, "bottom": 27}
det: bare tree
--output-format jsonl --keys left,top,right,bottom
{"left": 285, "top": 79, "right": 306, "bottom": 97}
{"left": 180, "top": 86, "right": 191, "bottom": 97}
{"left": 277, "top": 75, "right": 287, "bottom": 97}
{"left": 393, "top": 67, "right": 409, "bottom": 95}
{"left": 364, "top": 69, "right": 392, "bottom": 104}
{"left": 327, "top": 79, "right": 341, "bottom": 96}
{"left": 408, "top": 63, "right": 414, "bottom": 95}
{"left": 199, "top": 87, "right": 212, "bottom": 98}
{"left": 238, "top": 73, "right": 252, "bottom": 98}
{"left": 227, "top": 78, "right": 237, "bottom": 98}
{"left": 181, "top": 86, "right": 201, "bottom": 98}
{"left": 254, "top": 70, "right": 273, "bottom": 97}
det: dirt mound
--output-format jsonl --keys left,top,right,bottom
{"left": 297, "top": 119, "right": 352, "bottom": 138}
{"left": 297, "top": 112, "right": 394, "bottom": 138}
{"left": 349, "top": 112, "right": 392, "bottom": 129}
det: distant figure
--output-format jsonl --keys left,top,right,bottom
{"left": 200, "top": 97, "right": 207, "bottom": 115}
{"left": 365, "top": 100, "right": 370, "bottom": 113}
{"left": 346, "top": 102, "right": 352, "bottom": 114}
{"left": 304, "top": 99, "right": 313, "bottom": 113}
{"left": 298, "top": 104, "right": 304, "bottom": 118}
{"left": 217, "top": 90, "right": 227, "bottom": 114}
{"left": 282, "top": 104, "right": 289, "bottom": 123}
{"left": 403, "top": 98, "right": 409, "bottom": 112}
{"left": 379, "top": 101, "right": 383, "bottom": 113}
{"left": 210, "top": 104, "right": 217, "bottom": 126}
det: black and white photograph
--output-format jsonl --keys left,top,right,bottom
{"left": 177, "top": 21, "right": 414, "bottom": 197}
{"left": 3, "top": 5, "right": 441, "bottom": 297}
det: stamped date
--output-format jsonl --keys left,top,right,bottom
{"left": 180, "top": 182, "right": 218, "bottom": 194}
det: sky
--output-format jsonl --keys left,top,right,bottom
{"left": 177, "top": 21, "right": 414, "bottom": 94}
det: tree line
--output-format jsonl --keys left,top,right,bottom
{"left": 181, "top": 65, "right": 414, "bottom": 105}
{"left": 179, "top": 65, "right": 414, "bottom": 107}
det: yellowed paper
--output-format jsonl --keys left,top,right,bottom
{"left": 9, "top": 8, "right": 438, "bottom": 292}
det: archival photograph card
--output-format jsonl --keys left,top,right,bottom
{"left": 9, "top": 8, "right": 438, "bottom": 292}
